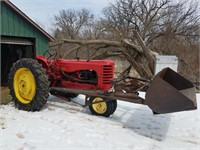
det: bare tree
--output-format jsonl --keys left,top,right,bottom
{"left": 100, "top": 0, "right": 199, "bottom": 80}
{"left": 101, "top": 0, "right": 169, "bottom": 40}
{"left": 54, "top": 8, "right": 94, "bottom": 39}
{"left": 102, "top": 0, "right": 199, "bottom": 43}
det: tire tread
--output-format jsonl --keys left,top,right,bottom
{"left": 8, "top": 58, "right": 49, "bottom": 111}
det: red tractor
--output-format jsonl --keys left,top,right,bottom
{"left": 8, "top": 50, "right": 197, "bottom": 117}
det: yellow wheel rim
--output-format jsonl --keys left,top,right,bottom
{"left": 92, "top": 97, "right": 107, "bottom": 114}
{"left": 14, "top": 68, "right": 36, "bottom": 104}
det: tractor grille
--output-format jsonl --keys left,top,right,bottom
{"left": 103, "top": 65, "right": 113, "bottom": 84}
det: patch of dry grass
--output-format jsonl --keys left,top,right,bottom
{"left": 0, "top": 87, "right": 12, "bottom": 105}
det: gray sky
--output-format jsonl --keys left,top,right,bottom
{"left": 10, "top": 0, "right": 115, "bottom": 32}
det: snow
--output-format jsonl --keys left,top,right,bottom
{"left": 0, "top": 93, "right": 200, "bottom": 150}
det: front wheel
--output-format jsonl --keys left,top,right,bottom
{"left": 111, "top": 100, "right": 117, "bottom": 115}
{"left": 8, "top": 58, "right": 49, "bottom": 111}
{"left": 89, "top": 97, "right": 117, "bottom": 117}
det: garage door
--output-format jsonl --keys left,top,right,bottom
{"left": 1, "top": 36, "right": 33, "bottom": 45}
{"left": 1, "top": 36, "right": 35, "bottom": 84}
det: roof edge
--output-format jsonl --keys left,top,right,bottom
{"left": 1, "top": 0, "right": 54, "bottom": 41}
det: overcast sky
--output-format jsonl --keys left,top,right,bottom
{"left": 10, "top": 0, "right": 115, "bottom": 32}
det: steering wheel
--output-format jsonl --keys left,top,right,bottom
{"left": 43, "top": 50, "right": 58, "bottom": 59}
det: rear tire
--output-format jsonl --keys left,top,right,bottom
{"left": 8, "top": 58, "right": 49, "bottom": 111}
{"left": 89, "top": 97, "right": 113, "bottom": 117}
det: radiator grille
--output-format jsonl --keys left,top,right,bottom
{"left": 103, "top": 65, "right": 113, "bottom": 84}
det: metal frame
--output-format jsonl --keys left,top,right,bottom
{"left": 50, "top": 87, "right": 145, "bottom": 107}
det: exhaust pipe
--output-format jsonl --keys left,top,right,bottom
{"left": 145, "top": 68, "right": 197, "bottom": 114}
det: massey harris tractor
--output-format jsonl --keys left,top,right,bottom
{"left": 8, "top": 50, "right": 197, "bottom": 117}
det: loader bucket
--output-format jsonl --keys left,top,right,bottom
{"left": 145, "top": 68, "right": 197, "bottom": 114}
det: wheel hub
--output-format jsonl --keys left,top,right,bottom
{"left": 14, "top": 68, "right": 36, "bottom": 104}
{"left": 92, "top": 97, "right": 107, "bottom": 114}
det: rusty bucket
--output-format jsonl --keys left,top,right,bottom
{"left": 145, "top": 68, "right": 197, "bottom": 114}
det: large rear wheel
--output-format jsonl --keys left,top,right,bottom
{"left": 8, "top": 58, "right": 49, "bottom": 111}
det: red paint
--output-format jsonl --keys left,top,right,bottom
{"left": 36, "top": 56, "right": 114, "bottom": 91}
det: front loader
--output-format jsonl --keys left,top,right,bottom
{"left": 8, "top": 50, "right": 197, "bottom": 117}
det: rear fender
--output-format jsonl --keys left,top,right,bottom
{"left": 36, "top": 56, "right": 49, "bottom": 71}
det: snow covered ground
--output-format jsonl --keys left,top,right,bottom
{"left": 0, "top": 93, "right": 200, "bottom": 150}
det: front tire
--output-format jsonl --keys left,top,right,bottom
{"left": 89, "top": 97, "right": 114, "bottom": 117}
{"left": 8, "top": 58, "right": 49, "bottom": 111}
{"left": 111, "top": 100, "right": 117, "bottom": 114}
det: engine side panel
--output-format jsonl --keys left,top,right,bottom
{"left": 57, "top": 59, "right": 115, "bottom": 91}
{"left": 36, "top": 56, "right": 115, "bottom": 91}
